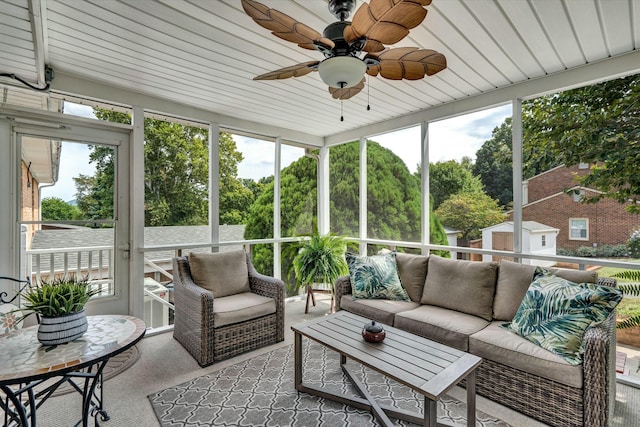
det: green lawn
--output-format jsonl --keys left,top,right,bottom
{"left": 595, "top": 261, "right": 640, "bottom": 319}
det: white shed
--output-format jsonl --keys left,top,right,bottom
{"left": 481, "top": 221, "right": 559, "bottom": 267}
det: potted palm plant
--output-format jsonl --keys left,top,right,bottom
{"left": 20, "top": 275, "right": 100, "bottom": 346}
{"left": 612, "top": 270, "right": 640, "bottom": 330}
{"left": 289, "top": 232, "right": 349, "bottom": 313}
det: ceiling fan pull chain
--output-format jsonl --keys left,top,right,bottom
{"left": 341, "top": 98, "right": 344, "bottom": 121}
{"left": 367, "top": 75, "right": 371, "bottom": 111}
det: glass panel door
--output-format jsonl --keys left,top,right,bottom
{"left": 16, "top": 124, "right": 130, "bottom": 316}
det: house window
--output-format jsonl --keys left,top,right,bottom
{"left": 578, "top": 162, "right": 589, "bottom": 169}
{"left": 572, "top": 189, "right": 585, "bottom": 202}
{"left": 569, "top": 219, "right": 588, "bottom": 240}
{"left": 541, "top": 235, "right": 546, "bottom": 247}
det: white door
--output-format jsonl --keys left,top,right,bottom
{"left": 13, "top": 119, "right": 131, "bottom": 316}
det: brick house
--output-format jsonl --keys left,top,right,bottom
{"left": 507, "top": 164, "right": 640, "bottom": 252}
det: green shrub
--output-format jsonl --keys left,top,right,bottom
{"left": 557, "top": 247, "right": 574, "bottom": 256}
{"left": 576, "top": 246, "right": 597, "bottom": 257}
{"left": 627, "top": 229, "right": 640, "bottom": 258}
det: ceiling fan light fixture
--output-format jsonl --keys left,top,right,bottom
{"left": 318, "top": 56, "right": 366, "bottom": 89}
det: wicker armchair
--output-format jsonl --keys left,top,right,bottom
{"left": 172, "top": 252, "right": 285, "bottom": 367}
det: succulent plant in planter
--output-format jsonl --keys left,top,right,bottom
{"left": 20, "top": 275, "right": 100, "bottom": 346}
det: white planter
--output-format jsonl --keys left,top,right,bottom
{"left": 37, "top": 310, "right": 88, "bottom": 346}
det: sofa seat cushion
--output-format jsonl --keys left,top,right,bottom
{"left": 339, "top": 296, "right": 420, "bottom": 325}
{"left": 189, "top": 250, "right": 250, "bottom": 298}
{"left": 394, "top": 305, "right": 490, "bottom": 351}
{"left": 213, "top": 292, "right": 276, "bottom": 328}
{"left": 421, "top": 256, "right": 498, "bottom": 321}
{"left": 469, "top": 321, "right": 583, "bottom": 388}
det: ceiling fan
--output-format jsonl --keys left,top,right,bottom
{"left": 241, "top": 0, "right": 447, "bottom": 101}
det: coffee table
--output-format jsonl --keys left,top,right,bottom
{"left": 291, "top": 311, "right": 482, "bottom": 427}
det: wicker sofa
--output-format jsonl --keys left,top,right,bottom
{"left": 172, "top": 250, "right": 285, "bottom": 367}
{"left": 335, "top": 253, "right": 617, "bottom": 427}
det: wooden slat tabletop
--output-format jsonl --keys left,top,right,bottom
{"left": 292, "top": 311, "right": 482, "bottom": 400}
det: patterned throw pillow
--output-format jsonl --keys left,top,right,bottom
{"left": 502, "top": 272, "right": 622, "bottom": 365}
{"left": 346, "top": 252, "right": 410, "bottom": 301}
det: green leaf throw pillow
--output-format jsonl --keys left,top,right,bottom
{"left": 346, "top": 252, "right": 410, "bottom": 301}
{"left": 502, "top": 273, "right": 622, "bottom": 365}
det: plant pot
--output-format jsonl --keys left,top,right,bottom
{"left": 37, "top": 310, "right": 88, "bottom": 346}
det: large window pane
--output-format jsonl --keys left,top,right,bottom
{"left": 236, "top": 135, "right": 275, "bottom": 276}
{"left": 368, "top": 130, "right": 421, "bottom": 243}
{"left": 330, "top": 141, "right": 359, "bottom": 237}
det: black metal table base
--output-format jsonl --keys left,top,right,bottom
{"left": 0, "top": 359, "right": 109, "bottom": 427}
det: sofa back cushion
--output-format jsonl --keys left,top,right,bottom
{"left": 189, "top": 250, "right": 250, "bottom": 298}
{"left": 395, "top": 253, "right": 429, "bottom": 303}
{"left": 420, "top": 255, "right": 498, "bottom": 321}
{"left": 493, "top": 260, "right": 598, "bottom": 321}
{"left": 493, "top": 260, "right": 537, "bottom": 321}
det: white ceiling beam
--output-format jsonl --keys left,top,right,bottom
{"left": 325, "top": 49, "right": 640, "bottom": 146}
{"left": 50, "top": 71, "right": 324, "bottom": 147}
{"left": 27, "top": 0, "right": 47, "bottom": 87}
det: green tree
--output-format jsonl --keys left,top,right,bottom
{"left": 473, "top": 118, "right": 514, "bottom": 208}
{"left": 523, "top": 74, "right": 640, "bottom": 212}
{"left": 245, "top": 141, "right": 450, "bottom": 275}
{"left": 435, "top": 191, "right": 506, "bottom": 240}
{"left": 419, "top": 159, "right": 484, "bottom": 210}
{"left": 41, "top": 197, "right": 81, "bottom": 221}
{"left": 77, "top": 109, "right": 253, "bottom": 225}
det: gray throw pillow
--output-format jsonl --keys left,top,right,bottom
{"left": 421, "top": 255, "right": 498, "bottom": 321}
{"left": 189, "top": 250, "right": 250, "bottom": 298}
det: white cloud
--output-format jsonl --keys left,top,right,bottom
{"left": 373, "top": 105, "right": 512, "bottom": 170}
{"left": 234, "top": 136, "right": 306, "bottom": 180}
{"left": 41, "top": 141, "right": 96, "bottom": 202}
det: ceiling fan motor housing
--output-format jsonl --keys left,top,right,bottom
{"left": 328, "top": 0, "right": 356, "bottom": 20}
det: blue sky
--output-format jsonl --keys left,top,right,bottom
{"left": 42, "top": 103, "right": 512, "bottom": 202}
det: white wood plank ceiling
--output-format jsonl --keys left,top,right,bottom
{"left": 1, "top": 0, "right": 640, "bottom": 144}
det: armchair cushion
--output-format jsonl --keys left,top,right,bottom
{"left": 189, "top": 250, "right": 250, "bottom": 298}
{"left": 213, "top": 292, "right": 276, "bottom": 328}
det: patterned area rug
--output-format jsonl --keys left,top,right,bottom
{"left": 38, "top": 345, "right": 140, "bottom": 397}
{"left": 149, "top": 342, "right": 510, "bottom": 426}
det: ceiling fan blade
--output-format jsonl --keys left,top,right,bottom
{"left": 329, "top": 79, "right": 365, "bottom": 100}
{"left": 254, "top": 61, "right": 320, "bottom": 80}
{"left": 242, "top": 0, "right": 334, "bottom": 50}
{"left": 345, "top": 0, "right": 432, "bottom": 52}
{"left": 365, "top": 47, "right": 446, "bottom": 80}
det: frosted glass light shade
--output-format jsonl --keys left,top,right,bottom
{"left": 318, "top": 56, "right": 366, "bottom": 88}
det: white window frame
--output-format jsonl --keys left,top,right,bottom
{"left": 569, "top": 218, "right": 589, "bottom": 241}
{"left": 572, "top": 189, "right": 585, "bottom": 202}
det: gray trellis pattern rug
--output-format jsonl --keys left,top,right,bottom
{"left": 149, "top": 341, "right": 510, "bottom": 426}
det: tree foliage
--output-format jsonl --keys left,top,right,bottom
{"left": 77, "top": 109, "right": 254, "bottom": 226}
{"left": 41, "top": 197, "right": 81, "bottom": 221}
{"left": 245, "top": 141, "right": 450, "bottom": 275}
{"left": 435, "top": 192, "right": 506, "bottom": 240}
{"left": 473, "top": 118, "right": 514, "bottom": 208}
{"left": 422, "top": 159, "right": 484, "bottom": 210}
{"left": 523, "top": 74, "right": 640, "bottom": 212}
